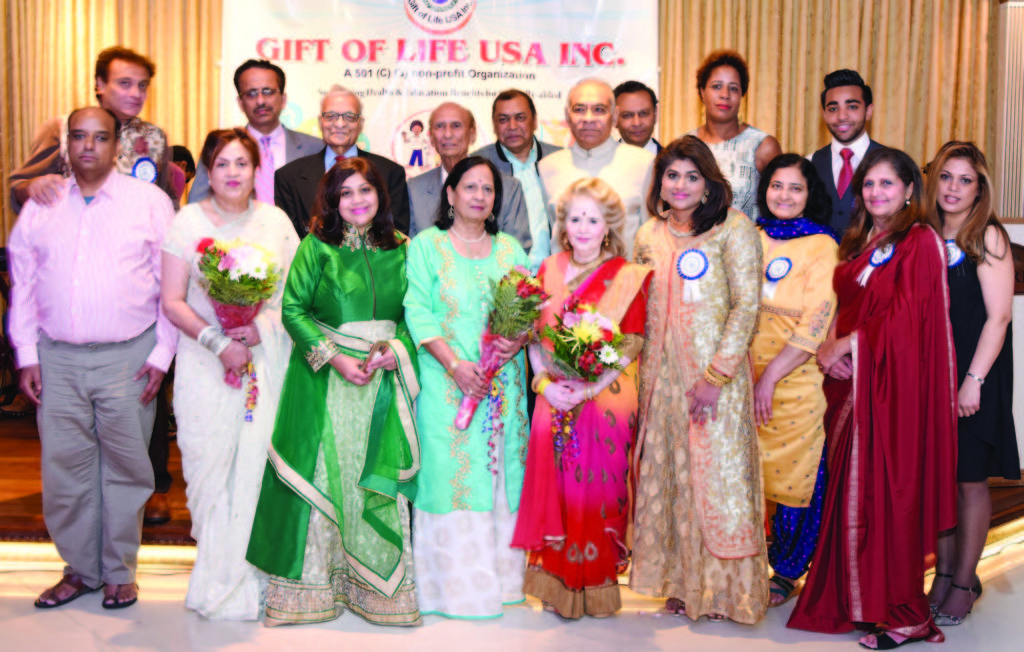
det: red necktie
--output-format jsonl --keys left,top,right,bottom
{"left": 837, "top": 148, "right": 854, "bottom": 198}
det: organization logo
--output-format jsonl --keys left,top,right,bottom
{"left": 405, "top": 0, "right": 476, "bottom": 35}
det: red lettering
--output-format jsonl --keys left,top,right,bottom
{"left": 501, "top": 41, "right": 521, "bottom": 64}
{"left": 593, "top": 42, "right": 615, "bottom": 66}
{"left": 449, "top": 40, "right": 468, "bottom": 63}
{"left": 523, "top": 42, "right": 546, "bottom": 65}
{"left": 368, "top": 39, "right": 386, "bottom": 63}
{"left": 341, "top": 39, "right": 367, "bottom": 62}
{"left": 256, "top": 38, "right": 279, "bottom": 60}
{"left": 480, "top": 40, "right": 500, "bottom": 63}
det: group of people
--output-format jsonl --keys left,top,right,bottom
{"left": 5, "top": 45, "right": 1017, "bottom": 651}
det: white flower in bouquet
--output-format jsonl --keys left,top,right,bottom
{"left": 598, "top": 344, "right": 620, "bottom": 365}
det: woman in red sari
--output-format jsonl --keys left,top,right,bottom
{"left": 787, "top": 148, "right": 957, "bottom": 649}
{"left": 512, "top": 178, "right": 652, "bottom": 619}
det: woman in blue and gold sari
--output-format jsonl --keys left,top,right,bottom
{"left": 246, "top": 158, "right": 421, "bottom": 627}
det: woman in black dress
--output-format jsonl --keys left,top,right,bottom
{"left": 925, "top": 141, "right": 1017, "bottom": 625}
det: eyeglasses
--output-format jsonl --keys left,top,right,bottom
{"left": 240, "top": 88, "right": 280, "bottom": 100}
{"left": 320, "top": 111, "right": 361, "bottom": 124}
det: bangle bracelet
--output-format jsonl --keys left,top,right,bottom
{"left": 703, "top": 367, "right": 729, "bottom": 388}
{"left": 531, "top": 372, "right": 550, "bottom": 393}
{"left": 446, "top": 356, "right": 460, "bottom": 377}
{"left": 198, "top": 325, "right": 231, "bottom": 356}
{"left": 535, "top": 377, "right": 553, "bottom": 395}
{"left": 704, "top": 365, "right": 731, "bottom": 387}
{"left": 966, "top": 372, "right": 985, "bottom": 385}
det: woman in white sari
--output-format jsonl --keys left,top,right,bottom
{"left": 161, "top": 128, "right": 298, "bottom": 620}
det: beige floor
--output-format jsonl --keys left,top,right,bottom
{"left": 0, "top": 538, "right": 1022, "bottom": 652}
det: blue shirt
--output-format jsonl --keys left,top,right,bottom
{"left": 499, "top": 141, "right": 550, "bottom": 270}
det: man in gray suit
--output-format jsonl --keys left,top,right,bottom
{"left": 472, "top": 89, "right": 560, "bottom": 268}
{"left": 188, "top": 59, "right": 321, "bottom": 204}
{"left": 408, "top": 102, "right": 532, "bottom": 252}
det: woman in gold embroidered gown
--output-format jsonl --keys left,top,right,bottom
{"left": 630, "top": 136, "right": 768, "bottom": 624}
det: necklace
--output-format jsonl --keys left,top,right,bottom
{"left": 212, "top": 197, "right": 253, "bottom": 222}
{"left": 450, "top": 226, "right": 489, "bottom": 243}
{"left": 667, "top": 219, "right": 695, "bottom": 238}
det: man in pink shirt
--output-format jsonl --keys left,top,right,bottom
{"left": 7, "top": 107, "right": 178, "bottom": 610}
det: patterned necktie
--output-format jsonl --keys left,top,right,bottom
{"left": 255, "top": 135, "right": 275, "bottom": 204}
{"left": 837, "top": 147, "right": 854, "bottom": 198}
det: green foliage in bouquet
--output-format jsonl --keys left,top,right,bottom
{"left": 196, "top": 239, "right": 280, "bottom": 306}
{"left": 487, "top": 266, "right": 549, "bottom": 338}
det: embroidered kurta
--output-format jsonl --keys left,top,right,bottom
{"left": 629, "top": 210, "right": 769, "bottom": 624}
{"left": 403, "top": 227, "right": 529, "bottom": 514}
{"left": 246, "top": 230, "right": 421, "bottom": 626}
{"left": 752, "top": 231, "right": 837, "bottom": 506}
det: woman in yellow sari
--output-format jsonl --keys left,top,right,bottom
{"left": 750, "top": 154, "right": 838, "bottom": 605}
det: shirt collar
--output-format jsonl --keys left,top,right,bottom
{"left": 69, "top": 169, "right": 121, "bottom": 201}
{"left": 830, "top": 130, "right": 871, "bottom": 158}
{"left": 499, "top": 140, "right": 538, "bottom": 169}
{"left": 572, "top": 136, "right": 616, "bottom": 158}
{"left": 247, "top": 123, "right": 284, "bottom": 145}
{"left": 324, "top": 144, "right": 359, "bottom": 170}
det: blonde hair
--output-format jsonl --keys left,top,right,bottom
{"left": 553, "top": 178, "right": 628, "bottom": 258}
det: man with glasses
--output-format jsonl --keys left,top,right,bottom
{"left": 188, "top": 59, "right": 321, "bottom": 204}
{"left": 275, "top": 84, "right": 410, "bottom": 236}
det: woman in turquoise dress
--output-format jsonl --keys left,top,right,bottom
{"left": 246, "top": 158, "right": 421, "bottom": 627}
{"left": 403, "top": 156, "right": 530, "bottom": 619}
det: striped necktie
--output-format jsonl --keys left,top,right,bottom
{"left": 255, "top": 135, "right": 275, "bottom": 204}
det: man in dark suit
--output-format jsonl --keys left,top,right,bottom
{"left": 408, "top": 102, "right": 531, "bottom": 251}
{"left": 274, "top": 85, "right": 410, "bottom": 236}
{"left": 189, "top": 59, "right": 321, "bottom": 204}
{"left": 809, "top": 69, "right": 884, "bottom": 235}
{"left": 614, "top": 80, "right": 663, "bottom": 154}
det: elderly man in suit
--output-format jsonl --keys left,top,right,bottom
{"left": 408, "top": 102, "right": 531, "bottom": 251}
{"left": 274, "top": 85, "right": 410, "bottom": 236}
{"left": 472, "top": 89, "right": 560, "bottom": 268}
{"left": 809, "top": 69, "right": 884, "bottom": 235}
{"left": 189, "top": 59, "right": 321, "bottom": 204}
{"left": 538, "top": 78, "right": 654, "bottom": 257}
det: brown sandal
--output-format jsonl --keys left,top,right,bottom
{"left": 101, "top": 583, "right": 139, "bottom": 610}
{"left": 34, "top": 574, "right": 101, "bottom": 609}
{"left": 665, "top": 597, "right": 686, "bottom": 616}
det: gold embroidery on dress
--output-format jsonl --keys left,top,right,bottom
{"left": 306, "top": 339, "right": 341, "bottom": 371}
{"left": 808, "top": 300, "right": 832, "bottom": 339}
{"left": 340, "top": 225, "right": 381, "bottom": 253}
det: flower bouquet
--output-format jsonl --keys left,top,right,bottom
{"left": 454, "top": 266, "right": 548, "bottom": 430}
{"left": 196, "top": 238, "right": 280, "bottom": 420}
{"left": 541, "top": 298, "right": 624, "bottom": 383}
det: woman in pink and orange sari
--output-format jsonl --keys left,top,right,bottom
{"left": 512, "top": 178, "right": 652, "bottom": 619}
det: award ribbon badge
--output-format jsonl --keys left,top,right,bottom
{"left": 857, "top": 242, "right": 895, "bottom": 286}
{"left": 676, "top": 248, "right": 709, "bottom": 302}
{"left": 763, "top": 256, "right": 793, "bottom": 300}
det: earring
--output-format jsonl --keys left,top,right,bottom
{"left": 447, "top": 206, "right": 455, "bottom": 221}
{"left": 701, "top": 189, "right": 710, "bottom": 205}
{"left": 487, "top": 213, "right": 496, "bottom": 223}
{"left": 904, "top": 198, "right": 911, "bottom": 207}
{"left": 603, "top": 232, "right": 611, "bottom": 247}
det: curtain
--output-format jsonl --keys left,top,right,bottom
{"left": 1, "top": 0, "right": 1000, "bottom": 242}
{"left": 1, "top": 0, "right": 222, "bottom": 242}
{"left": 659, "top": 0, "right": 998, "bottom": 166}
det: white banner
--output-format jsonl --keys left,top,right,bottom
{"left": 220, "top": 0, "right": 659, "bottom": 175}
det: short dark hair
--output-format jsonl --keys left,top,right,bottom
{"left": 233, "top": 59, "right": 286, "bottom": 95}
{"left": 436, "top": 157, "right": 503, "bottom": 235}
{"left": 172, "top": 145, "right": 196, "bottom": 176}
{"left": 492, "top": 89, "right": 537, "bottom": 120}
{"left": 756, "top": 154, "right": 833, "bottom": 225}
{"left": 410, "top": 120, "right": 424, "bottom": 131}
{"left": 696, "top": 50, "right": 749, "bottom": 95}
{"left": 95, "top": 46, "right": 156, "bottom": 83}
{"left": 199, "top": 128, "right": 260, "bottom": 192}
{"left": 820, "top": 69, "right": 873, "bottom": 109}
{"left": 613, "top": 80, "right": 658, "bottom": 106}
{"left": 310, "top": 157, "right": 400, "bottom": 250}
{"left": 67, "top": 106, "right": 122, "bottom": 141}
{"left": 648, "top": 136, "right": 732, "bottom": 235}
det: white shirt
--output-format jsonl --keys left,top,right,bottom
{"left": 246, "top": 124, "right": 286, "bottom": 171}
{"left": 828, "top": 131, "right": 871, "bottom": 187}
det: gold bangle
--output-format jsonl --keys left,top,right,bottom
{"left": 703, "top": 367, "right": 729, "bottom": 388}
{"left": 530, "top": 372, "right": 550, "bottom": 393}
{"left": 535, "top": 377, "right": 553, "bottom": 395}
{"left": 446, "top": 356, "right": 460, "bottom": 377}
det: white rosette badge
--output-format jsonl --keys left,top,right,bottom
{"left": 945, "top": 239, "right": 966, "bottom": 269}
{"left": 857, "top": 242, "right": 895, "bottom": 286}
{"left": 763, "top": 256, "right": 793, "bottom": 301}
{"left": 676, "top": 248, "right": 709, "bottom": 301}
{"left": 132, "top": 157, "right": 158, "bottom": 183}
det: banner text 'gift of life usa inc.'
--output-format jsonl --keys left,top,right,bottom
{"left": 220, "top": 0, "right": 659, "bottom": 176}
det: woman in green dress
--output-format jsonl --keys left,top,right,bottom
{"left": 246, "top": 157, "right": 421, "bottom": 627}
{"left": 404, "top": 156, "right": 530, "bottom": 619}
